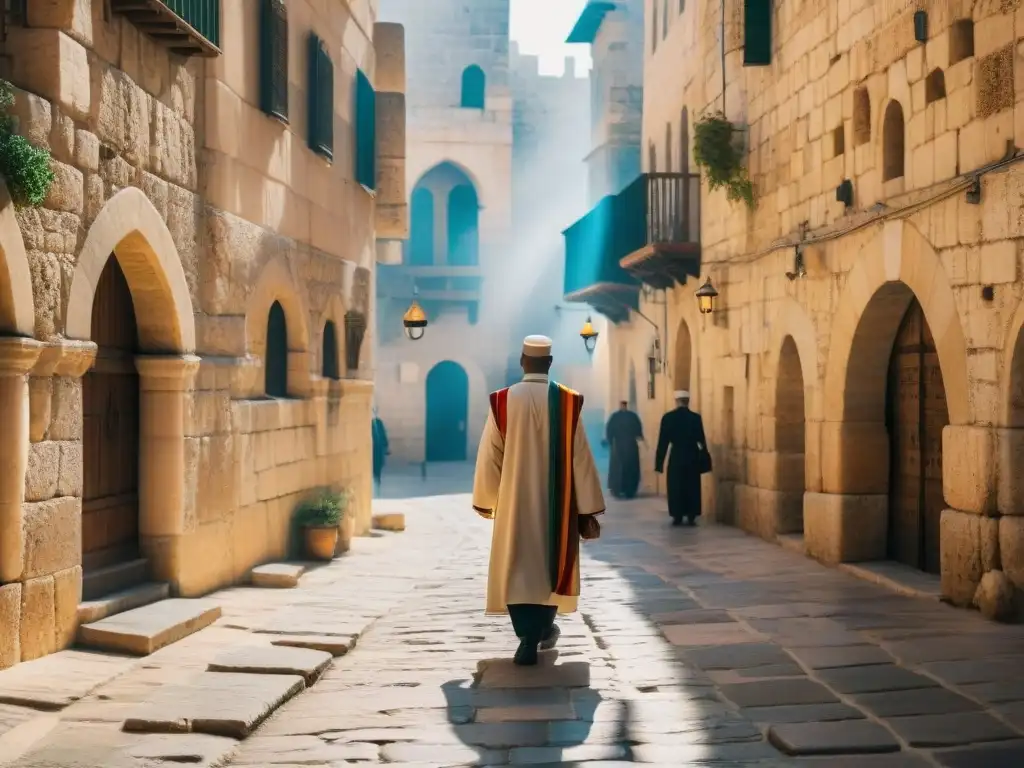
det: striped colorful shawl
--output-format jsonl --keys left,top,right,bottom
{"left": 488, "top": 381, "right": 584, "bottom": 597}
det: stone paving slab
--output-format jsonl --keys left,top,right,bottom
{"left": 932, "top": 739, "right": 1024, "bottom": 767}
{"left": 208, "top": 645, "right": 332, "bottom": 684}
{"left": 886, "top": 711, "right": 1020, "bottom": 748}
{"left": 740, "top": 703, "right": 866, "bottom": 724}
{"left": 77, "top": 599, "right": 223, "bottom": 656}
{"left": 476, "top": 660, "right": 591, "bottom": 689}
{"left": 685, "top": 643, "right": 795, "bottom": 670}
{"left": 719, "top": 679, "right": 839, "bottom": 708}
{"left": 815, "top": 664, "right": 940, "bottom": 694}
{"left": 854, "top": 686, "right": 983, "bottom": 717}
{"left": 122, "top": 672, "right": 305, "bottom": 738}
{"left": 0, "top": 651, "right": 133, "bottom": 710}
{"left": 266, "top": 634, "right": 356, "bottom": 656}
{"left": 250, "top": 564, "right": 305, "bottom": 588}
{"left": 789, "top": 644, "right": 896, "bottom": 669}
{"left": 767, "top": 720, "right": 901, "bottom": 755}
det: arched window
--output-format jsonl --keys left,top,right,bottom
{"left": 265, "top": 301, "right": 288, "bottom": 397}
{"left": 925, "top": 69, "right": 946, "bottom": 103}
{"left": 322, "top": 320, "right": 339, "bottom": 380}
{"left": 447, "top": 184, "right": 479, "bottom": 266}
{"left": 882, "top": 100, "right": 905, "bottom": 182}
{"left": 853, "top": 87, "right": 871, "bottom": 146}
{"left": 460, "top": 65, "right": 485, "bottom": 109}
{"left": 665, "top": 122, "right": 673, "bottom": 172}
{"left": 408, "top": 187, "right": 435, "bottom": 265}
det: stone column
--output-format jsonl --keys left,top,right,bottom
{"left": 374, "top": 21, "right": 408, "bottom": 248}
{"left": 135, "top": 354, "right": 200, "bottom": 584}
{"left": 0, "top": 337, "right": 43, "bottom": 584}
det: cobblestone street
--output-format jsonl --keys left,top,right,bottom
{"left": 3, "top": 472, "right": 1024, "bottom": 766}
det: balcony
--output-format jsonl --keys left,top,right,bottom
{"left": 378, "top": 264, "right": 483, "bottom": 302}
{"left": 111, "top": 0, "right": 221, "bottom": 57}
{"left": 562, "top": 194, "right": 641, "bottom": 324}
{"left": 617, "top": 173, "right": 702, "bottom": 290}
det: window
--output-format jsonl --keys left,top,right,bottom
{"left": 949, "top": 19, "right": 974, "bottom": 65}
{"left": 460, "top": 65, "right": 485, "bottom": 109}
{"left": 925, "top": 68, "right": 946, "bottom": 103}
{"left": 265, "top": 301, "right": 288, "bottom": 397}
{"left": 408, "top": 187, "right": 435, "bottom": 265}
{"left": 832, "top": 125, "right": 845, "bottom": 157}
{"left": 307, "top": 33, "right": 334, "bottom": 159}
{"left": 355, "top": 68, "right": 377, "bottom": 190}
{"left": 662, "top": 0, "right": 668, "bottom": 39}
{"left": 743, "top": 0, "right": 772, "bottom": 66}
{"left": 853, "top": 87, "right": 870, "bottom": 146}
{"left": 882, "top": 100, "right": 905, "bottom": 181}
{"left": 322, "top": 320, "right": 339, "bottom": 380}
{"left": 259, "top": 0, "right": 288, "bottom": 121}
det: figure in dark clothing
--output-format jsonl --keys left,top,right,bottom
{"left": 603, "top": 401, "right": 643, "bottom": 499}
{"left": 372, "top": 408, "right": 389, "bottom": 491}
{"left": 655, "top": 390, "right": 712, "bottom": 526}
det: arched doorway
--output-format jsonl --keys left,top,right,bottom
{"left": 776, "top": 336, "right": 806, "bottom": 532}
{"left": 426, "top": 361, "right": 469, "bottom": 462}
{"left": 82, "top": 255, "right": 142, "bottom": 597}
{"left": 886, "top": 297, "right": 947, "bottom": 573}
{"left": 674, "top": 319, "right": 692, "bottom": 392}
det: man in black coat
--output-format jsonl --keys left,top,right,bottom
{"left": 654, "top": 390, "right": 711, "bottom": 526}
{"left": 603, "top": 401, "right": 643, "bottom": 499}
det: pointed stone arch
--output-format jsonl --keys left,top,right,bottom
{"left": 317, "top": 293, "right": 347, "bottom": 382}
{"left": 66, "top": 186, "right": 195, "bottom": 352}
{"left": 763, "top": 298, "right": 821, "bottom": 422}
{"left": 245, "top": 254, "right": 312, "bottom": 398}
{"left": 0, "top": 181, "right": 34, "bottom": 336}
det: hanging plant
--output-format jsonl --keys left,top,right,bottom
{"left": 0, "top": 80, "right": 55, "bottom": 207}
{"left": 693, "top": 111, "right": 755, "bottom": 209}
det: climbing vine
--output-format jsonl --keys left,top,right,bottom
{"left": 693, "top": 111, "right": 755, "bottom": 209}
{"left": 0, "top": 80, "right": 55, "bottom": 207}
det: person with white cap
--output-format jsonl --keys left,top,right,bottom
{"left": 654, "top": 389, "right": 712, "bottom": 526}
{"left": 472, "top": 334, "right": 606, "bottom": 666}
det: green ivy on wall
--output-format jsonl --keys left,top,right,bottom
{"left": 693, "top": 111, "right": 755, "bottom": 209}
{"left": 0, "top": 81, "right": 55, "bottom": 207}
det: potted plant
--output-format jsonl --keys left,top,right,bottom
{"left": 295, "top": 490, "right": 344, "bottom": 560}
{"left": 693, "top": 111, "right": 755, "bottom": 209}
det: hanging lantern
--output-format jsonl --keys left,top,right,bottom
{"left": 695, "top": 276, "right": 718, "bottom": 315}
{"left": 580, "top": 315, "right": 598, "bottom": 354}
{"left": 403, "top": 297, "right": 427, "bottom": 341}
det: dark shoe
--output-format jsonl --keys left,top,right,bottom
{"left": 671, "top": 517, "right": 682, "bottom": 526}
{"left": 539, "top": 623, "right": 560, "bottom": 651}
{"left": 686, "top": 516, "right": 697, "bottom": 526}
{"left": 513, "top": 639, "right": 539, "bottom": 666}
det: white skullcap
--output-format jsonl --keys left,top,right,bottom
{"left": 674, "top": 390, "right": 690, "bottom": 399}
{"left": 522, "top": 335, "right": 553, "bottom": 357}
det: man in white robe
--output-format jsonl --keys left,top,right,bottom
{"left": 472, "top": 335, "right": 605, "bottom": 665}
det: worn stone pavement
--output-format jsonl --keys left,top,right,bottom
{"left": 3, "top": 473, "right": 1024, "bottom": 766}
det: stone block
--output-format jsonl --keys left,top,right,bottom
{"left": 7, "top": 30, "right": 90, "bottom": 120}
{"left": 804, "top": 492, "right": 887, "bottom": 564}
{"left": 721, "top": 679, "right": 839, "bottom": 708}
{"left": 19, "top": 575, "right": 55, "bottom": 662}
{"left": 55, "top": 442, "right": 82, "bottom": 498}
{"left": 0, "top": 649, "right": 130, "bottom": 709}
{"left": 52, "top": 565, "right": 81, "bottom": 651}
{"left": 123, "top": 672, "right": 305, "bottom": 738}
{"left": 43, "top": 161, "right": 83, "bottom": 214}
{"left": 250, "top": 563, "right": 304, "bottom": 588}
{"left": 77, "top": 599, "right": 222, "bottom": 656}
{"left": 999, "top": 515, "right": 1024, "bottom": 588}
{"left": 373, "top": 22, "right": 406, "bottom": 93}
{"left": 975, "top": 569, "right": 1017, "bottom": 622}
{"left": 943, "top": 425, "right": 997, "bottom": 514}
{"left": 980, "top": 240, "right": 1018, "bottom": 284}
{"left": 820, "top": 421, "right": 889, "bottom": 494}
{"left": 270, "top": 635, "right": 354, "bottom": 657}
{"left": 372, "top": 512, "right": 405, "bottom": 532}
{"left": 21, "top": 496, "right": 81, "bottom": 580}
{"left": 0, "top": 583, "right": 21, "bottom": 669}
{"left": 375, "top": 92, "right": 406, "bottom": 159}
{"left": 48, "top": 378, "right": 81, "bottom": 441}
{"left": 23, "top": 441, "right": 59, "bottom": 502}
{"left": 208, "top": 645, "right": 332, "bottom": 684}
{"left": 941, "top": 509, "right": 999, "bottom": 606}
{"left": 886, "top": 711, "right": 1017, "bottom": 748}
{"left": 475, "top": 658, "right": 590, "bottom": 689}
{"left": 998, "top": 428, "right": 1024, "bottom": 515}
{"left": 769, "top": 721, "right": 900, "bottom": 755}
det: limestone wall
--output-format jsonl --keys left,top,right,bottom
{"left": 0, "top": 0, "right": 390, "bottom": 668}
{"left": 601, "top": 0, "right": 1024, "bottom": 613}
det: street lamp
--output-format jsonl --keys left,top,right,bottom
{"left": 695, "top": 276, "right": 718, "bottom": 315}
{"left": 403, "top": 287, "right": 428, "bottom": 341}
{"left": 580, "top": 315, "right": 599, "bottom": 354}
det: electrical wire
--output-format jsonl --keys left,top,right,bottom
{"left": 699, "top": 150, "right": 1024, "bottom": 267}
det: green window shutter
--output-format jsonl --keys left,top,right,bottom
{"left": 307, "top": 33, "right": 333, "bottom": 159}
{"left": 259, "top": 0, "right": 289, "bottom": 121}
{"left": 354, "top": 69, "right": 376, "bottom": 190}
{"left": 743, "top": 0, "right": 772, "bottom": 66}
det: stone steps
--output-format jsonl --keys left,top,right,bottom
{"left": 77, "top": 581, "right": 170, "bottom": 624}
{"left": 77, "top": 599, "right": 222, "bottom": 656}
{"left": 82, "top": 558, "right": 149, "bottom": 601}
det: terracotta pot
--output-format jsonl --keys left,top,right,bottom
{"left": 305, "top": 525, "right": 339, "bottom": 561}
{"left": 336, "top": 514, "right": 355, "bottom": 554}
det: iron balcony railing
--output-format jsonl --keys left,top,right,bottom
{"left": 163, "top": 0, "right": 220, "bottom": 47}
{"left": 617, "top": 172, "right": 701, "bottom": 252}
{"left": 111, "top": 0, "right": 221, "bottom": 56}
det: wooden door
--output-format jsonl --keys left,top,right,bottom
{"left": 886, "top": 298, "right": 947, "bottom": 574}
{"left": 82, "top": 256, "right": 141, "bottom": 572}
{"left": 425, "top": 361, "right": 468, "bottom": 462}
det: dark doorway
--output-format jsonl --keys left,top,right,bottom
{"left": 266, "top": 300, "right": 288, "bottom": 397}
{"left": 82, "top": 256, "right": 141, "bottom": 592}
{"left": 447, "top": 184, "right": 479, "bottom": 266}
{"left": 408, "top": 187, "right": 435, "bottom": 266}
{"left": 886, "top": 297, "right": 948, "bottom": 574}
{"left": 426, "top": 361, "right": 469, "bottom": 462}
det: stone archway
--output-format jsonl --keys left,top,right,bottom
{"left": 66, "top": 187, "right": 199, "bottom": 591}
{"left": 808, "top": 220, "right": 969, "bottom": 565}
{"left": 425, "top": 361, "right": 469, "bottom": 462}
{"left": 244, "top": 254, "right": 312, "bottom": 398}
{"left": 673, "top": 317, "right": 692, "bottom": 392}
{"left": 998, "top": 300, "right": 1024, "bottom": 515}
{"left": 773, "top": 336, "right": 806, "bottom": 533}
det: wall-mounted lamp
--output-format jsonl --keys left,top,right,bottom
{"left": 836, "top": 178, "right": 854, "bottom": 208}
{"left": 966, "top": 178, "right": 981, "bottom": 205}
{"left": 695, "top": 276, "right": 718, "bottom": 315}
{"left": 785, "top": 247, "right": 807, "bottom": 281}
{"left": 403, "top": 287, "right": 428, "bottom": 341}
{"left": 914, "top": 10, "right": 928, "bottom": 42}
{"left": 580, "top": 315, "right": 599, "bottom": 354}
{"left": 647, "top": 337, "right": 663, "bottom": 375}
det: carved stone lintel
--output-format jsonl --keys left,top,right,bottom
{"left": 0, "top": 336, "right": 43, "bottom": 375}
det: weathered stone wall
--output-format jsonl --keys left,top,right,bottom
{"left": 602, "top": 0, "right": 1024, "bottom": 614}
{"left": 0, "top": 0, "right": 389, "bottom": 667}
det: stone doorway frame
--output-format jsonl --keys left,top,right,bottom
{"left": 64, "top": 187, "right": 198, "bottom": 589}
